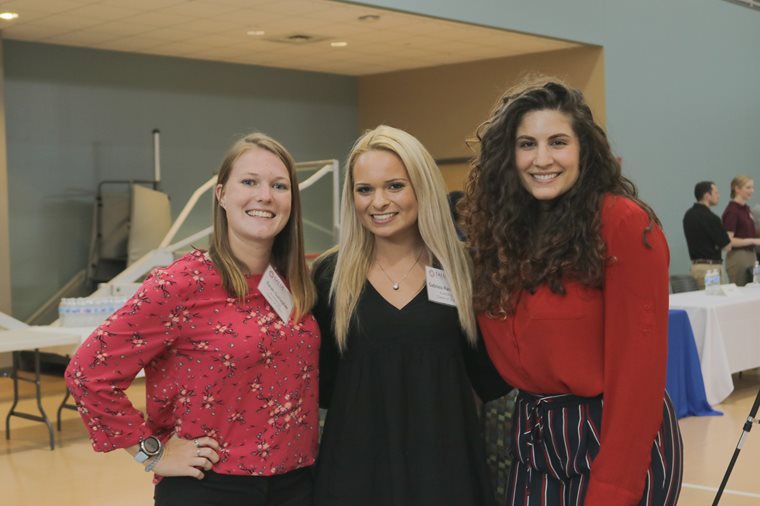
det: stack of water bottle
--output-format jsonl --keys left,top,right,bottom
{"left": 753, "top": 261, "right": 760, "bottom": 285}
{"left": 704, "top": 269, "right": 722, "bottom": 295}
{"left": 58, "top": 296, "right": 129, "bottom": 328}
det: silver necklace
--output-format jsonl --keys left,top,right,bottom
{"left": 375, "top": 248, "right": 424, "bottom": 290}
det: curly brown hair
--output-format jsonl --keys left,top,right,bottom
{"left": 461, "top": 76, "right": 658, "bottom": 315}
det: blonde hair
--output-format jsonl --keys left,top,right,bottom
{"left": 324, "top": 125, "right": 476, "bottom": 351}
{"left": 209, "top": 132, "right": 315, "bottom": 321}
{"left": 730, "top": 175, "right": 753, "bottom": 199}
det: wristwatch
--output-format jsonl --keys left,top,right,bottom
{"left": 134, "top": 436, "right": 162, "bottom": 463}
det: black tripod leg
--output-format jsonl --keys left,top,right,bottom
{"left": 713, "top": 386, "right": 760, "bottom": 505}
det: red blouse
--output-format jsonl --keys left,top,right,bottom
{"left": 65, "top": 250, "right": 320, "bottom": 477}
{"left": 478, "top": 195, "right": 670, "bottom": 506}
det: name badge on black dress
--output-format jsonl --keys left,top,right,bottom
{"left": 425, "top": 266, "right": 455, "bottom": 306}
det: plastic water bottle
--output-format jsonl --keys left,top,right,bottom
{"left": 58, "top": 298, "right": 72, "bottom": 327}
{"left": 58, "top": 296, "right": 129, "bottom": 327}
{"left": 753, "top": 261, "right": 760, "bottom": 284}
{"left": 705, "top": 269, "right": 719, "bottom": 295}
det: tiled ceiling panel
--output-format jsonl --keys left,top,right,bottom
{"left": 0, "top": 0, "right": 584, "bottom": 76}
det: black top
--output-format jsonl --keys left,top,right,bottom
{"left": 313, "top": 254, "right": 508, "bottom": 506}
{"left": 683, "top": 203, "right": 730, "bottom": 261}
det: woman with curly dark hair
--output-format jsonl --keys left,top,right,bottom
{"left": 461, "top": 77, "right": 682, "bottom": 506}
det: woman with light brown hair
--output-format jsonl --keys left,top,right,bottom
{"left": 66, "top": 133, "right": 320, "bottom": 506}
{"left": 722, "top": 175, "right": 760, "bottom": 285}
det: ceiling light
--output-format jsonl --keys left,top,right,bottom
{"left": 0, "top": 12, "right": 19, "bottom": 21}
{"left": 330, "top": 41, "right": 348, "bottom": 48}
{"left": 246, "top": 30, "right": 265, "bottom": 36}
{"left": 358, "top": 14, "right": 380, "bottom": 22}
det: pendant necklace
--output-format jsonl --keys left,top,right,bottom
{"left": 375, "top": 248, "right": 424, "bottom": 290}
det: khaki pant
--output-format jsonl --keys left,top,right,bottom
{"left": 726, "top": 248, "right": 756, "bottom": 287}
{"left": 690, "top": 263, "right": 727, "bottom": 289}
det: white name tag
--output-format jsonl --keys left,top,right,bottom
{"left": 425, "top": 266, "right": 456, "bottom": 307}
{"left": 258, "top": 265, "right": 294, "bottom": 324}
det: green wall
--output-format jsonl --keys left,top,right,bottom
{"left": 4, "top": 41, "right": 357, "bottom": 320}
{"left": 347, "top": 0, "right": 760, "bottom": 275}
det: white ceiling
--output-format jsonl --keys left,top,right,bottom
{"left": 0, "top": 0, "right": 582, "bottom": 76}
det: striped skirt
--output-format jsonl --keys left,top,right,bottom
{"left": 506, "top": 391, "right": 682, "bottom": 505}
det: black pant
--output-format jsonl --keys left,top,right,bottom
{"left": 154, "top": 467, "right": 312, "bottom": 506}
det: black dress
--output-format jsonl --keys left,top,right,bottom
{"left": 313, "top": 254, "right": 507, "bottom": 506}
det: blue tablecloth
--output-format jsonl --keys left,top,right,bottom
{"left": 666, "top": 309, "right": 722, "bottom": 418}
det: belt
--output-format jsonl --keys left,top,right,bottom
{"left": 692, "top": 259, "right": 722, "bottom": 265}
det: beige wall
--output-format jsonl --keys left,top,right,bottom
{"left": 439, "top": 163, "right": 470, "bottom": 192}
{"left": 0, "top": 37, "right": 10, "bottom": 315}
{"left": 359, "top": 46, "right": 605, "bottom": 191}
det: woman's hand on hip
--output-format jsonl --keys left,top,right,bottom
{"left": 151, "top": 435, "right": 221, "bottom": 479}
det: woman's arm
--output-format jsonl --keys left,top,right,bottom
{"left": 65, "top": 265, "right": 184, "bottom": 452}
{"left": 584, "top": 199, "right": 670, "bottom": 506}
{"left": 461, "top": 330, "right": 513, "bottom": 404}
{"left": 312, "top": 255, "right": 340, "bottom": 410}
{"left": 723, "top": 206, "right": 760, "bottom": 247}
{"left": 727, "top": 231, "right": 760, "bottom": 248}
{"left": 124, "top": 435, "right": 220, "bottom": 479}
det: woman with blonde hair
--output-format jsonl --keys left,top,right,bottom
{"left": 312, "top": 125, "right": 506, "bottom": 506}
{"left": 722, "top": 175, "right": 760, "bottom": 285}
{"left": 66, "top": 133, "right": 320, "bottom": 506}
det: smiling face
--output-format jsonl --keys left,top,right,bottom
{"left": 216, "top": 147, "right": 292, "bottom": 253}
{"left": 514, "top": 109, "right": 581, "bottom": 202}
{"left": 352, "top": 149, "right": 419, "bottom": 242}
{"left": 737, "top": 180, "right": 754, "bottom": 203}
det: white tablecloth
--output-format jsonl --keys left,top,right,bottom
{"left": 669, "top": 286, "right": 760, "bottom": 405}
{"left": 0, "top": 326, "right": 87, "bottom": 354}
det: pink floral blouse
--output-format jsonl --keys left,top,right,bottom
{"left": 65, "top": 250, "right": 320, "bottom": 476}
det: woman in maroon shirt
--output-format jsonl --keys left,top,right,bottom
{"left": 65, "top": 133, "right": 319, "bottom": 506}
{"left": 722, "top": 175, "right": 760, "bottom": 286}
{"left": 461, "top": 78, "right": 682, "bottom": 505}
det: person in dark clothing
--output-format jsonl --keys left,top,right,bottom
{"left": 312, "top": 125, "right": 508, "bottom": 506}
{"left": 683, "top": 181, "right": 731, "bottom": 288}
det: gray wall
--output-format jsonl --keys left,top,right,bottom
{"left": 4, "top": 41, "right": 357, "bottom": 320}
{"left": 349, "top": 0, "right": 760, "bottom": 275}
{"left": 6, "top": 0, "right": 760, "bottom": 318}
